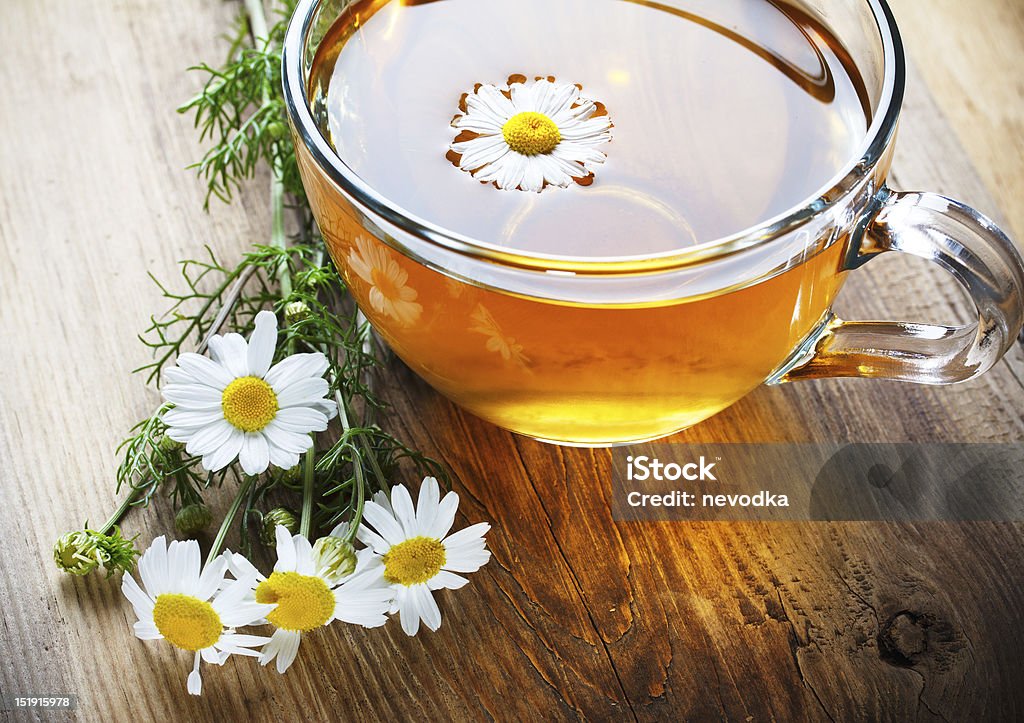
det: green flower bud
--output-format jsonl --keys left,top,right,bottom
{"left": 278, "top": 465, "right": 302, "bottom": 485}
{"left": 266, "top": 120, "right": 288, "bottom": 141}
{"left": 158, "top": 434, "right": 183, "bottom": 452}
{"left": 285, "top": 300, "right": 311, "bottom": 324}
{"left": 261, "top": 507, "right": 299, "bottom": 546}
{"left": 53, "top": 527, "right": 139, "bottom": 577}
{"left": 312, "top": 535, "right": 358, "bottom": 584}
{"left": 53, "top": 531, "right": 101, "bottom": 576}
{"left": 175, "top": 503, "right": 213, "bottom": 537}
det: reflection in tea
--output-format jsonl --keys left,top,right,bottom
{"left": 300, "top": 0, "right": 872, "bottom": 443}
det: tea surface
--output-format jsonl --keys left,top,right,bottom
{"left": 309, "top": 0, "right": 869, "bottom": 256}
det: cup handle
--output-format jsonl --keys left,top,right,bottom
{"left": 775, "top": 188, "right": 1024, "bottom": 384}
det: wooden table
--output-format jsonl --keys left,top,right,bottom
{"left": 2, "top": 1, "right": 1022, "bottom": 720}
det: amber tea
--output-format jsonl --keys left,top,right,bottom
{"left": 300, "top": 0, "right": 871, "bottom": 443}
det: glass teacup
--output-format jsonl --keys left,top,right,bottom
{"left": 283, "top": 0, "right": 1024, "bottom": 446}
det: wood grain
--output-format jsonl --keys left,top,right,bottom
{"left": 1, "top": 0, "right": 1022, "bottom": 721}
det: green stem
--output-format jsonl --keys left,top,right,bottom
{"left": 98, "top": 488, "right": 142, "bottom": 535}
{"left": 206, "top": 475, "right": 254, "bottom": 566}
{"left": 344, "top": 444, "right": 366, "bottom": 544}
{"left": 299, "top": 446, "right": 316, "bottom": 538}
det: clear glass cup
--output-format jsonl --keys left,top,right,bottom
{"left": 283, "top": 0, "right": 1024, "bottom": 446}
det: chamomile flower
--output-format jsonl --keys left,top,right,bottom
{"left": 357, "top": 477, "right": 491, "bottom": 636}
{"left": 121, "top": 537, "right": 274, "bottom": 696}
{"left": 228, "top": 526, "right": 392, "bottom": 674}
{"left": 348, "top": 236, "right": 423, "bottom": 327}
{"left": 161, "top": 310, "right": 337, "bottom": 475}
{"left": 450, "top": 77, "right": 612, "bottom": 192}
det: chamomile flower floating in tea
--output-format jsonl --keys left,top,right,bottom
{"left": 450, "top": 78, "right": 612, "bottom": 192}
{"left": 357, "top": 477, "right": 491, "bottom": 636}
{"left": 228, "top": 526, "right": 392, "bottom": 674}
{"left": 160, "top": 310, "right": 337, "bottom": 475}
{"left": 348, "top": 235, "right": 423, "bottom": 326}
{"left": 121, "top": 537, "right": 273, "bottom": 695}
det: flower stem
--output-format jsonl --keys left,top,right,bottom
{"left": 299, "top": 447, "right": 316, "bottom": 538}
{"left": 97, "top": 488, "right": 141, "bottom": 536}
{"left": 206, "top": 475, "right": 255, "bottom": 566}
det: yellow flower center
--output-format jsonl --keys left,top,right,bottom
{"left": 502, "top": 111, "right": 561, "bottom": 156}
{"left": 152, "top": 593, "right": 222, "bottom": 652}
{"left": 383, "top": 536, "right": 446, "bottom": 586}
{"left": 221, "top": 376, "right": 278, "bottom": 432}
{"left": 255, "top": 572, "right": 335, "bottom": 632}
{"left": 370, "top": 267, "right": 401, "bottom": 300}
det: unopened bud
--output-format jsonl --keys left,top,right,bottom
{"left": 53, "top": 531, "right": 101, "bottom": 576}
{"left": 285, "top": 300, "right": 311, "bottom": 324}
{"left": 261, "top": 507, "right": 299, "bottom": 546}
{"left": 312, "top": 535, "right": 358, "bottom": 584}
{"left": 175, "top": 503, "right": 213, "bottom": 536}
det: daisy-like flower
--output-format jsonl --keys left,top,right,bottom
{"left": 228, "top": 526, "right": 393, "bottom": 673}
{"left": 450, "top": 77, "right": 612, "bottom": 192}
{"left": 121, "top": 537, "right": 274, "bottom": 695}
{"left": 348, "top": 236, "right": 423, "bottom": 327}
{"left": 469, "top": 303, "right": 530, "bottom": 368}
{"left": 357, "top": 476, "right": 491, "bottom": 636}
{"left": 161, "top": 310, "right": 337, "bottom": 475}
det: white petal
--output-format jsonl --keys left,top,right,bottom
{"left": 197, "top": 556, "right": 228, "bottom": 601}
{"left": 542, "top": 82, "right": 579, "bottom": 117}
{"left": 170, "top": 539, "right": 203, "bottom": 595}
{"left": 212, "top": 573, "right": 258, "bottom": 615}
{"left": 397, "top": 588, "right": 420, "bottom": 636}
{"left": 355, "top": 524, "right": 390, "bottom": 555}
{"left": 161, "top": 384, "right": 223, "bottom": 410}
{"left": 452, "top": 114, "right": 502, "bottom": 133}
{"left": 510, "top": 81, "right": 537, "bottom": 111}
{"left": 208, "top": 334, "right": 248, "bottom": 379}
{"left": 121, "top": 573, "right": 154, "bottom": 619}
{"left": 552, "top": 142, "right": 607, "bottom": 166}
{"left": 139, "top": 535, "right": 168, "bottom": 598}
{"left": 238, "top": 433, "right": 270, "bottom": 475}
{"left": 429, "top": 491, "right": 460, "bottom": 539}
{"left": 263, "top": 424, "right": 314, "bottom": 454}
{"left": 265, "top": 353, "right": 329, "bottom": 392}
{"left": 226, "top": 551, "right": 261, "bottom": 581}
{"left": 133, "top": 620, "right": 162, "bottom": 640}
{"left": 247, "top": 310, "right": 278, "bottom": 377}
{"left": 268, "top": 407, "right": 328, "bottom": 434}
{"left": 428, "top": 570, "right": 469, "bottom": 591}
{"left": 202, "top": 428, "right": 243, "bottom": 471}
{"left": 185, "top": 420, "right": 235, "bottom": 457}
{"left": 475, "top": 84, "right": 516, "bottom": 118}
{"left": 292, "top": 534, "right": 315, "bottom": 576}
{"left": 266, "top": 441, "right": 300, "bottom": 471}
{"left": 442, "top": 522, "right": 490, "bottom": 549}
{"left": 521, "top": 158, "right": 545, "bottom": 193}
{"left": 390, "top": 484, "right": 417, "bottom": 538}
{"left": 276, "top": 377, "right": 330, "bottom": 409}
{"left": 200, "top": 646, "right": 225, "bottom": 665}
{"left": 413, "top": 583, "right": 442, "bottom": 632}
{"left": 415, "top": 477, "right": 440, "bottom": 538}
{"left": 272, "top": 626, "right": 299, "bottom": 671}
{"left": 274, "top": 525, "right": 297, "bottom": 572}
{"left": 176, "top": 353, "right": 233, "bottom": 390}
{"left": 332, "top": 585, "right": 392, "bottom": 628}
{"left": 163, "top": 407, "right": 224, "bottom": 429}
{"left": 216, "top": 633, "right": 272, "bottom": 657}
{"left": 187, "top": 654, "right": 202, "bottom": 695}
{"left": 219, "top": 601, "right": 277, "bottom": 628}
{"left": 361, "top": 501, "right": 406, "bottom": 546}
